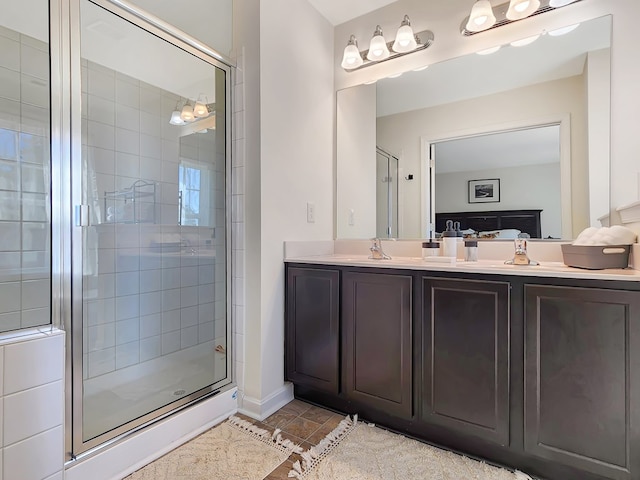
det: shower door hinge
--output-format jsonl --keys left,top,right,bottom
{"left": 75, "top": 205, "right": 89, "bottom": 227}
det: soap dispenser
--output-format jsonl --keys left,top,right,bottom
{"left": 441, "top": 220, "right": 458, "bottom": 259}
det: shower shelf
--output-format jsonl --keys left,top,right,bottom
{"left": 103, "top": 179, "right": 157, "bottom": 224}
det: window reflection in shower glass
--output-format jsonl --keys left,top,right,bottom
{"left": 78, "top": 0, "right": 228, "bottom": 446}
{"left": 0, "top": 0, "right": 51, "bottom": 333}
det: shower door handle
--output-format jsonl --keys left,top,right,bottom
{"left": 75, "top": 204, "right": 90, "bottom": 227}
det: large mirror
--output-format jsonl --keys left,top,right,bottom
{"left": 336, "top": 15, "right": 611, "bottom": 240}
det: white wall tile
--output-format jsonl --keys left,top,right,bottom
{"left": 0, "top": 68, "right": 20, "bottom": 101}
{"left": 198, "top": 321, "right": 214, "bottom": 344}
{"left": 140, "top": 313, "right": 161, "bottom": 338}
{"left": 115, "top": 127, "right": 140, "bottom": 155}
{"left": 115, "top": 152, "right": 139, "bottom": 178}
{"left": 116, "top": 317, "right": 139, "bottom": 345}
{"left": 21, "top": 279, "right": 49, "bottom": 309}
{"left": 180, "top": 325, "right": 198, "bottom": 349}
{"left": 161, "top": 309, "right": 180, "bottom": 333}
{"left": 115, "top": 271, "right": 139, "bottom": 297}
{"left": 87, "top": 347, "right": 115, "bottom": 377}
{"left": 4, "top": 426, "right": 63, "bottom": 480}
{"left": 198, "top": 302, "right": 214, "bottom": 324}
{"left": 86, "top": 323, "right": 115, "bottom": 352}
{"left": 180, "top": 306, "right": 198, "bottom": 328}
{"left": 87, "top": 95, "right": 115, "bottom": 126}
{"left": 162, "top": 288, "right": 181, "bottom": 312}
{"left": 87, "top": 121, "right": 115, "bottom": 150}
{"left": 161, "top": 331, "right": 180, "bottom": 355}
{"left": 20, "top": 44, "right": 49, "bottom": 81}
{"left": 139, "top": 88, "right": 161, "bottom": 116}
{"left": 4, "top": 381, "right": 63, "bottom": 445}
{"left": 115, "top": 104, "right": 139, "bottom": 132}
{"left": 21, "top": 104, "right": 48, "bottom": 136}
{"left": 20, "top": 74, "right": 49, "bottom": 108}
{"left": 87, "top": 67, "right": 115, "bottom": 100}
{"left": 4, "top": 334, "right": 64, "bottom": 394}
{"left": 116, "top": 341, "right": 139, "bottom": 369}
{"left": 0, "top": 36, "right": 19, "bottom": 71}
{"left": 115, "top": 294, "right": 139, "bottom": 321}
{"left": 116, "top": 78, "right": 139, "bottom": 108}
{"left": 139, "top": 269, "right": 161, "bottom": 293}
{"left": 139, "top": 335, "right": 161, "bottom": 362}
{"left": 140, "top": 112, "right": 161, "bottom": 138}
{"left": 140, "top": 134, "right": 162, "bottom": 159}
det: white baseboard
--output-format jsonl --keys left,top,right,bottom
{"left": 65, "top": 387, "right": 238, "bottom": 480}
{"left": 238, "top": 382, "right": 294, "bottom": 421}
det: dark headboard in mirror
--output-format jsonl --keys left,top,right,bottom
{"left": 435, "top": 209, "right": 543, "bottom": 238}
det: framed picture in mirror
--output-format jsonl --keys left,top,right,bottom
{"left": 469, "top": 178, "right": 500, "bottom": 204}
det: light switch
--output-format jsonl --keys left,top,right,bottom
{"left": 307, "top": 202, "right": 315, "bottom": 223}
{"left": 348, "top": 209, "right": 355, "bottom": 226}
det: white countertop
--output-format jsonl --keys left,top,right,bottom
{"left": 285, "top": 254, "right": 640, "bottom": 282}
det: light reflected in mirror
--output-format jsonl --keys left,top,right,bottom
{"left": 336, "top": 15, "right": 611, "bottom": 241}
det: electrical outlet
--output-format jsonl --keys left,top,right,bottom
{"left": 348, "top": 209, "right": 355, "bottom": 226}
{"left": 307, "top": 202, "right": 315, "bottom": 223}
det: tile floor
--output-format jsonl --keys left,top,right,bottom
{"left": 235, "top": 399, "right": 346, "bottom": 479}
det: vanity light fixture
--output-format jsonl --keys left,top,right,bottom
{"left": 461, "top": 0, "right": 583, "bottom": 35}
{"left": 506, "top": 0, "right": 541, "bottom": 21}
{"left": 367, "top": 25, "right": 391, "bottom": 61}
{"left": 341, "top": 35, "right": 364, "bottom": 69}
{"left": 169, "top": 98, "right": 216, "bottom": 126}
{"left": 392, "top": 15, "right": 418, "bottom": 53}
{"left": 466, "top": 0, "right": 496, "bottom": 32}
{"left": 169, "top": 100, "right": 186, "bottom": 125}
{"left": 180, "top": 102, "right": 195, "bottom": 122}
{"left": 193, "top": 94, "right": 209, "bottom": 118}
{"left": 340, "top": 15, "right": 435, "bottom": 72}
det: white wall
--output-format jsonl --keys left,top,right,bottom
{"left": 377, "top": 75, "right": 585, "bottom": 238}
{"left": 333, "top": 0, "right": 640, "bottom": 228}
{"left": 238, "top": 0, "right": 335, "bottom": 418}
{"left": 336, "top": 84, "right": 377, "bottom": 238}
{"left": 587, "top": 48, "right": 611, "bottom": 225}
{"left": 436, "top": 163, "right": 562, "bottom": 239}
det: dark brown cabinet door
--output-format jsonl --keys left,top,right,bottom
{"left": 421, "top": 277, "right": 510, "bottom": 446}
{"left": 524, "top": 285, "right": 640, "bottom": 480}
{"left": 342, "top": 271, "right": 413, "bottom": 419}
{"left": 286, "top": 267, "right": 340, "bottom": 394}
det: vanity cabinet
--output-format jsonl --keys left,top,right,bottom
{"left": 342, "top": 271, "right": 413, "bottom": 419}
{"left": 524, "top": 284, "right": 640, "bottom": 480}
{"left": 421, "top": 277, "right": 510, "bottom": 446}
{"left": 285, "top": 267, "right": 340, "bottom": 394}
{"left": 284, "top": 262, "right": 640, "bottom": 480}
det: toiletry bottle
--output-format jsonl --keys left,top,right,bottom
{"left": 441, "top": 220, "right": 457, "bottom": 259}
{"left": 464, "top": 239, "right": 478, "bottom": 262}
{"left": 422, "top": 240, "right": 440, "bottom": 260}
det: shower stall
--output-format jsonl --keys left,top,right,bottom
{"left": 64, "top": 0, "right": 233, "bottom": 459}
{"left": 376, "top": 146, "right": 399, "bottom": 238}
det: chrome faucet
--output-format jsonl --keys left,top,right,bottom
{"left": 505, "top": 238, "right": 538, "bottom": 266}
{"left": 369, "top": 238, "right": 391, "bottom": 260}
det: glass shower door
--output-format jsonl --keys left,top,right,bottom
{"left": 72, "top": 0, "right": 231, "bottom": 455}
{"left": 376, "top": 147, "right": 398, "bottom": 238}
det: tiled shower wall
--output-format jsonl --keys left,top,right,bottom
{"left": 0, "top": 26, "right": 51, "bottom": 332}
{"left": 81, "top": 58, "right": 227, "bottom": 380}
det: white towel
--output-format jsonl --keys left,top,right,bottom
{"left": 573, "top": 225, "right": 636, "bottom": 246}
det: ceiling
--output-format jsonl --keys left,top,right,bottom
{"left": 307, "top": 0, "right": 398, "bottom": 26}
